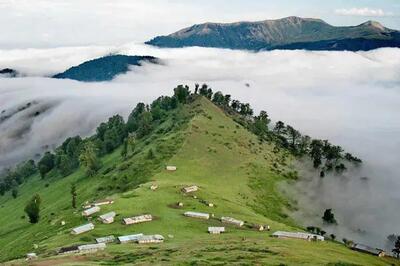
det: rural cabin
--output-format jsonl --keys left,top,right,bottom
{"left": 182, "top": 185, "right": 198, "bottom": 193}
{"left": 71, "top": 223, "right": 95, "bottom": 235}
{"left": 166, "top": 165, "right": 177, "bottom": 171}
{"left": 184, "top": 211, "right": 210, "bottom": 219}
{"left": 272, "top": 231, "right": 325, "bottom": 241}
{"left": 221, "top": 216, "right": 244, "bottom": 227}
{"left": 78, "top": 243, "right": 106, "bottom": 253}
{"left": 82, "top": 206, "right": 100, "bottom": 217}
{"left": 96, "top": 235, "right": 115, "bottom": 244}
{"left": 84, "top": 199, "right": 114, "bottom": 209}
{"left": 137, "top": 234, "right": 164, "bottom": 244}
{"left": 351, "top": 243, "right": 386, "bottom": 257}
{"left": 98, "top": 211, "right": 116, "bottom": 224}
{"left": 26, "top": 253, "right": 37, "bottom": 260}
{"left": 122, "top": 214, "right": 153, "bottom": 225}
{"left": 208, "top": 227, "right": 225, "bottom": 234}
{"left": 118, "top": 234, "right": 144, "bottom": 244}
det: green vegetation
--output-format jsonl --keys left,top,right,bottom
{"left": 0, "top": 85, "right": 398, "bottom": 265}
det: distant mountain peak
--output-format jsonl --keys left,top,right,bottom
{"left": 359, "top": 20, "right": 385, "bottom": 30}
{"left": 146, "top": 16, "right": 400, "bottom": 51}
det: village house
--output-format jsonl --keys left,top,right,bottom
{"left": 122, "top": 214, "right": 153, "bottom": 225}
{"left": 166, "top": 165, "right": 177, "bottom": 171}
{"left": 208, "top": 227, "right": 225, "bottom": 234}
{"left": 137, "top": 234, "right": 164, "bottom": 244}
{"left": 78, "top": 243, "right": 106, "bottom": 253}
{"left": 96, "top": 235, "right": 115, "bottom": 244}
{"left": 221, "top": 216, "right": 244, "bottom": 227}
{"left": 82, "top": 206, "right": 100, "bottom": 217}
{"left": 83, "top": 199, "right": 114, "bottom": 209}
{"left": 71, "top": 223, "right": 95, "bottom": 235}
{"left": 26, "top": 253, "right": 37, "bottom": 260}
{"left": 182, "top": 185, "right": 198, "bottom": 193}
{"left": 184, "top": 211, "right": 210, "bottom": 219}
{"left": 150, "top": 184, "right": 158, "bottom": 190}
{"left": 98, "top": 211, "right": 116, "bottom": 224}
{"left": 117, "top": 234, "right": 144, "bottom": 244}
{"left": 350, "top": 243, "right": 385, "bottom": 257}
{"left": 253, "top": 224, "right": 264, "bottom": 231}
{"left": 272, "top": 231, "right": 324, "bottom": 241}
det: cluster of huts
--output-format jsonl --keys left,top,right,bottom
{"left": 26, "top": 165, "right": 388, "bottom": 260}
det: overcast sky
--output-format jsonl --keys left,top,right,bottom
{"left": 0, "top": 0, "right": 399, "bottom": 49}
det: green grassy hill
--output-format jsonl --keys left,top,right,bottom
{"left": 1, "top": 96, "right": 398, "bottom": 265}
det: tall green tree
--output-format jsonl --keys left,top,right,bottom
{"left": 38, "top": 152, "right": 55, "bottom": 178}
{"left": 79, "top": 141, "right": 102, "bottom": 177}
{"left": 322, "top": 209, "right": 337, "bottom": 224}
{"left": 393, "top": 236, "right": 400, "bottom": 259}
{"left": 70, "top": 183, "right": 77, "bottom": 209}
{"left": 24, "top": 194, "right": 41, "bottom": 224}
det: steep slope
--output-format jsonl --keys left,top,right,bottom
{"left": 53, "top": 55, "right": 158, "bottom": 82}
{"left": 146, "top": 16, "right": 400, "bottom": 51}
{"left": 1, "top": 97, "right": 398, "bottom": 265}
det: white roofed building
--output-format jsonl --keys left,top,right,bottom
{"left": 182, "top": 185, "right": 198, "bottom": 193}
{"left": 118, "top": 234, "right": 144, "bottom": 244}
{"left": 184, "top": 211, "right": 209, "bottom": 219}
{"left": 208, "top": 227, "right": 225, "bottom": 234}
{"left": 82, "top": 206, "right": 100, "bottom": 217}
{"left": 122, "top": 214, "right": 152, "bottom": 225}
{"left": 166, "top": 166, "right": 177, "bottom": 171}
{"left": 137, "top": 234, "right": 164, "bottom": 244}
{"left": 221, "top": 216, "right": 244, "bottom": 227}
{"left": 96, "top": 235, "right": 115, "bottom": 244}
{"left": 71, "top": 223, "right": 95, "bottom": 235}
{"left": 272, "top": 231, "right": 324, "bottom": 241}
{"left": 98, "top": 211, "right": 116, "bottom": 224}
{"left": 78, "top": 243, "right": 106, "bottom": 253}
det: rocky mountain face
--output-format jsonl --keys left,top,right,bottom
{"left": 146, "top": 16, "right": 400, "bottom": 51}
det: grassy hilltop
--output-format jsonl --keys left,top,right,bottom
{"left": 1, "top": 93, "right": 398, "bottom": 265}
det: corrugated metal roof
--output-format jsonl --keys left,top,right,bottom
{"left": 272, "top": 231, "right": 324, "bottom": 241}
{"left": 99, "top": 211, "right": 116, "bottom": 220}
{"left": 78, "top": 243, "right": 106, "bottom": 251}
{"left": 96, "top": 235, "right": 115, "bottom": 244}
{"left": 184, "top": 211, "right": 209, "bottom": 219}
{"left": 118, "top": 233, "right": 144, "bottom": 243}
{"left": 71, "top": 223, "right": 95, "bottom": 234}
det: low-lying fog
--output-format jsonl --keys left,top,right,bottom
{"left": 0, "top": 44, "right": 399, "bottom": 249}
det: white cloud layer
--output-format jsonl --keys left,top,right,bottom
{"left": 0, "top": 45, "right": 399, "bottom": 249}
{"left": 335, "top": 7, "right": 391, "bottom": 17}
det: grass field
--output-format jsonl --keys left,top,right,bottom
{"left": 1, "top": 97, "right": 398, "bottom": 265}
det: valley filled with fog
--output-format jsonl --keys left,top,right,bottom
{"left": 0, "top": 44, "right": 399, "bottom": 248}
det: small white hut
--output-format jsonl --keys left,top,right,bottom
{"left": 82, "top": 206, "right": 100, "bottom": 217}
{"left": 96, "top": 235, "right": 115, "bottom": 244}
{"left": 272, "top": 231, "right": 324, "bottom": 241}
{"left": 78, "top": 243, "right": 106, "bottom": 253}
{"left": 208, "top": 227, "right": 225, "bottom": 234}
{"left": 184, "top": 211, "right": 210, "bottom": 219}
{"left": 83, "top": 199, "right": 114, "bottom": 209}
{"left": 98, "top": 211, "right": 116, "bottom": 224}
{"left": 166, "top": 166, "right": 177, "bottom": 171}
{"left": 137, "top": 234, "right": 164, "bottom": 244}
{"left": 117, "top": 233, "right": 144, "bottom": 244}
{"left": 182, "top": 185, "right": 198, "bottom": 193}
{"left": 122, "top": 214, "right": 153, "bottom": 225}
{"left": 71, "top": 223, "right": 95, "bottom": 235}
{"left": 26, "top": 253, "right": 37, "bottom": 260}
{"left": 221, "top": 216, "right": 244, "bottom": 227}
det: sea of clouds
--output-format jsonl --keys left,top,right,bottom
{"left": 0, "top": 44, "right": 399, "bottom": 248}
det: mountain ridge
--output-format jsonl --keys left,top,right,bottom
{"left": 146, "top": 16, "right": 400, "bottom": 51}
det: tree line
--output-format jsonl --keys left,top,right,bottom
{"left": 0, "top": 85, "right": 191, "bottom": 198}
